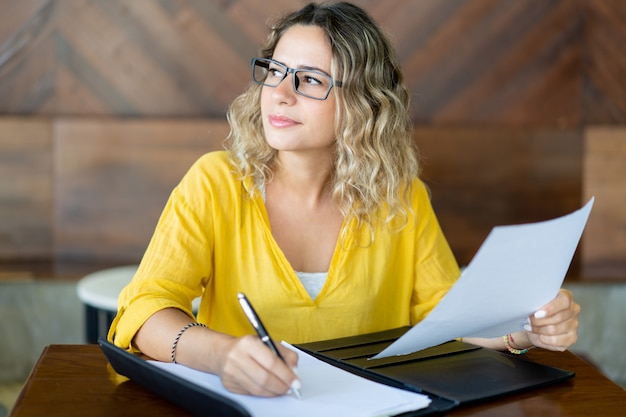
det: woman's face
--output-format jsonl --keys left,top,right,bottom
{"left": 260, "top": 24, "right": 338, "bottom": 158}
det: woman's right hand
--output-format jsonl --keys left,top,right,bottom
{"left": 134, "top": 308, "right": 300, "bottom": 397}
{"left": 216, "top": 334, "right": 300, "bottom": 397}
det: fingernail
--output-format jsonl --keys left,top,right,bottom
{"left": 290, "top": 379, "right": 302, "bottom": 400}
{"left": 534, "top": 310, "right": 547, "bottom": 319}
{"left": 291, "top": 379, "right": 302, "bottom": 391}
{"left": 523, "top": 324, "right": 532, "bottom": 332}
{"left": 289, "top": 367, "right": 301, "bottom": 398}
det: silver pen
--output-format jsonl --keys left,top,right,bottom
{"left": 237, "top": 292, "right": 302, "bottom": 399}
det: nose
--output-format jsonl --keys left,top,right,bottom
{"left": 271, "top": 71, "right": 297, "bottom": 102}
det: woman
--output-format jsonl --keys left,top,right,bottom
{"left": 109, "top": 2, "right": 580, "bottom": 398}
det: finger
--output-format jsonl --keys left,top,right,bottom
{"left": 530, "top": 305, "right": 580, "bottom": 331}
{"left": 277, "top": 344, "right": 299, "bottom": 369}
{"left": 275, "top": 344, "right": 302, "bottom": 397}
{"left": 525, "top": 312, "right": 580, "bottom": 351}
{"left": 530, "top": 301, "right": 580, "bottom": 336}
{"left": 221, "top": 336, "right": 294, "bottom": 397}
{"left": 530, "top": 290, "right": 579, "bottom": 326}
{"left": 527, "top": 328, "right": 578, "bottom": 352}
{"left": 251, "top": 342, "right": 299, "bottom": 394}
{"left": 537, "top": 289, "right": 571, "bottom": 316}
{"left": 531, "top": 315, "right": 579, "bottom": 338}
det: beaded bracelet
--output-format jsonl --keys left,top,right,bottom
{"left": 503, "top": 334, "right": 532, "bottom": 354}
{"left": 171, "top": 322, "right": 208, "bottom": 363}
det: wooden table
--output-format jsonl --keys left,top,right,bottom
{"left": 10, "top": 344, "right": 626, "bottom": 417}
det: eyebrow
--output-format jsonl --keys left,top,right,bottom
{"left": 272, "top": 58, "right": 333, "bottom": 77}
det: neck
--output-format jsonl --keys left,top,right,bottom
{"left": 269, "top": 151, "right": 334, "bottom": 205}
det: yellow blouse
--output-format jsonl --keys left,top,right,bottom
{"left": 109, "top": 151, "right": 460, "bottom": 351}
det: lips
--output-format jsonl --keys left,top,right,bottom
{"left": 268, "top": 114, "right": 299, "bottom": 128}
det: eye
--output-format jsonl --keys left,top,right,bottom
{"left": 302, "top": 75, "right": 323, "bottom": 86}
{"left": 299, "top": 71, "right": 330, "bottom": 89}
{"left": 268, "top": 66, "right": 285, "bottom": 79}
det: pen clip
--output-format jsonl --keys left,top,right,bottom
{"left": 238, "top": 293, "right": 260, "bottom": 329}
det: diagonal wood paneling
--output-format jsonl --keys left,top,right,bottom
{"left": 583, "top": 0, "right": 626, "bottom": 123}
{"left": 53, "top": 0, "right": 253, "bottom": 116}
{"left": 388, "top": 0, "right": 583, "bottom": 126}
{"left": 0, "top": 0, "right": 56, "bottom": 113}
{"left": 1, "top": 0, "right": 619, "bottom": 125}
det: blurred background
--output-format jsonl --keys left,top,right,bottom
{"left": 1, "top": 0, "right": 625, "bottom": 412}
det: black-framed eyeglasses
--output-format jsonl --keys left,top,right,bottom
{"left": 251, "top": 57, "right": 342, "bottom": 100}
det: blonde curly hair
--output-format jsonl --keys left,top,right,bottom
{"left": 227, "top": 2, "right": 419, "bottom": 232}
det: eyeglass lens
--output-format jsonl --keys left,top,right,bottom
{"left": 252, "top": 58, "right": 335, "bottom": 100}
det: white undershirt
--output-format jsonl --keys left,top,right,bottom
{"left": 295, "top": 271, "right": 328, "bottom": 300}
{"left": 260, "top": 184, "right": 329, "bottom": 299}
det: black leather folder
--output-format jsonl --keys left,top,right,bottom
{"left": 99, "top": 338, "right": 251, "bottom": 417}
{"left": 100, "top": 327, "right": 574, "bottom": 417}
{"left": 295, "top": 327, "right": 575, "bottom": 415}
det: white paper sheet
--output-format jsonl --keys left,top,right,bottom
{"left": 149, "top": 342, "right": 431, "bottom": 417}
{"left": 373, "top": 198, "right": 594, "bottom": 359}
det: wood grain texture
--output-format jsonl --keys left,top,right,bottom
{"left": 396, "top": 0, "right": 582, "bottom": 126}
{"left": 582, "top": 0, "right": 626, "bottom": 123}
{"left": 2, "top": 0, "right": 618, "bottom": 125}
{"left": 415, "top": 127, "right": 583, "bottom": 267}
{"left": 0, "top": 117, "right": 585, "bottom": 276}
{"left": 582, "top": 127, "right": 626, "bottom": 280}
{"left": 0, "top": 0, "right": 623, "bottom": 279}
{"left": 53, "top": 118, "right": 230, "bottom": 263}
{"left": 0, "top": 0, "right": 56, "bottom": 113}
{"left": 0, "top": 117, "right": 53, "bottom": 259}
{"left": 10, "top": 345, "right": 626, "bottom": 417}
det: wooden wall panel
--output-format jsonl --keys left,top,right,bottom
{"left": 416, "top": 127, "right": 583, "bottom": 267}
{"left": 53, "top": 118, "right": 230, "bottom": 264}
{"left": 582, "top": 127, "right": 626, "bottom": 280}
{"left": 1, "top": 0, "right": 613, "bottom": 125}
{"left": 0, "top": 1, "right": 56, "bottom": 114}
{"left": 394, "top": 0, "right": 582, "bottom": 126}
{"left": 0, "top": 0, "right": 49, "bottom": 42}
{"left": 583, "top": 0, "right": 626, "bottom": 123}
{"left": 0, "top": 117, "right": 53, "bottom": 259}
{"left": 0, "top": 118, "right": 591, "bottom": 277}
{"left": 1, "top": 0, "right": 623, "bottom": 279}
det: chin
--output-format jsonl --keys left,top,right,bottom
{"left": 264, "top": 134, "right": 299, "bottom": 151}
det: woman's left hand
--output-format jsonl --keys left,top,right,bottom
{"left": 524, "top": 289, "right": 581, "bottom": 351}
